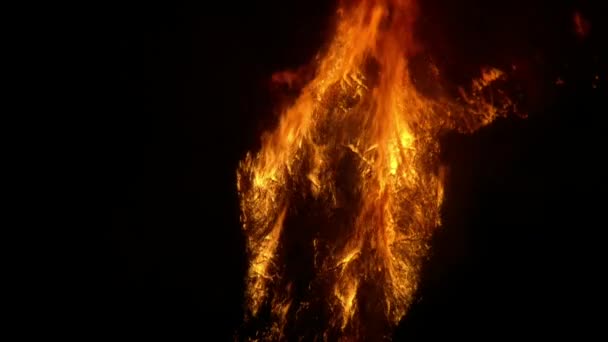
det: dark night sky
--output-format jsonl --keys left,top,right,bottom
{"left": 98, "top": 0, "right": 605, "bottom": 340}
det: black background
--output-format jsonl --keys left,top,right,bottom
{"left": 98, "top": 0, "right": 605, "bottom": 339}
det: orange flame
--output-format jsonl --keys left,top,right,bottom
{"left": 237, "top": 0, "right": 514, "bottom": 339}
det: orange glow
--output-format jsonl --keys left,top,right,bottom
{"left": 573, "top": 11, "right": 590, "bottom": 39}
{"left": 236, "top": 0, "right": 514, "bottom": 339}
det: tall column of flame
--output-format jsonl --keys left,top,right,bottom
{"left": 237, "top": 0, "right": 513, "bottom": 339}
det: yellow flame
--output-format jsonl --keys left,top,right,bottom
{"left": 236, "top": 0, "right": 513, "bottom": 339}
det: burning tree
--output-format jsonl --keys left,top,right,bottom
{"left": 237, "top": 0, "right": 514, "bottom": 339}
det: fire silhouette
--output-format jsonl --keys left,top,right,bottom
{"left": 237, "top": 0, "right": 515, "bottom": 339}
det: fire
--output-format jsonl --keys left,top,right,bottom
{"left": 236, "top": 0, "right": 514, "bottom": 339}
{"left": 573, "top": 11, "right": 590, "bottom": 39}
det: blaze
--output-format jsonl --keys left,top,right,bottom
{"left": 236, "top": 0, "right": 513, "bottom": 339}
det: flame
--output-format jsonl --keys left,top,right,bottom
{"left": 236, "top": 0, "right": 513, "bottom": 339}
